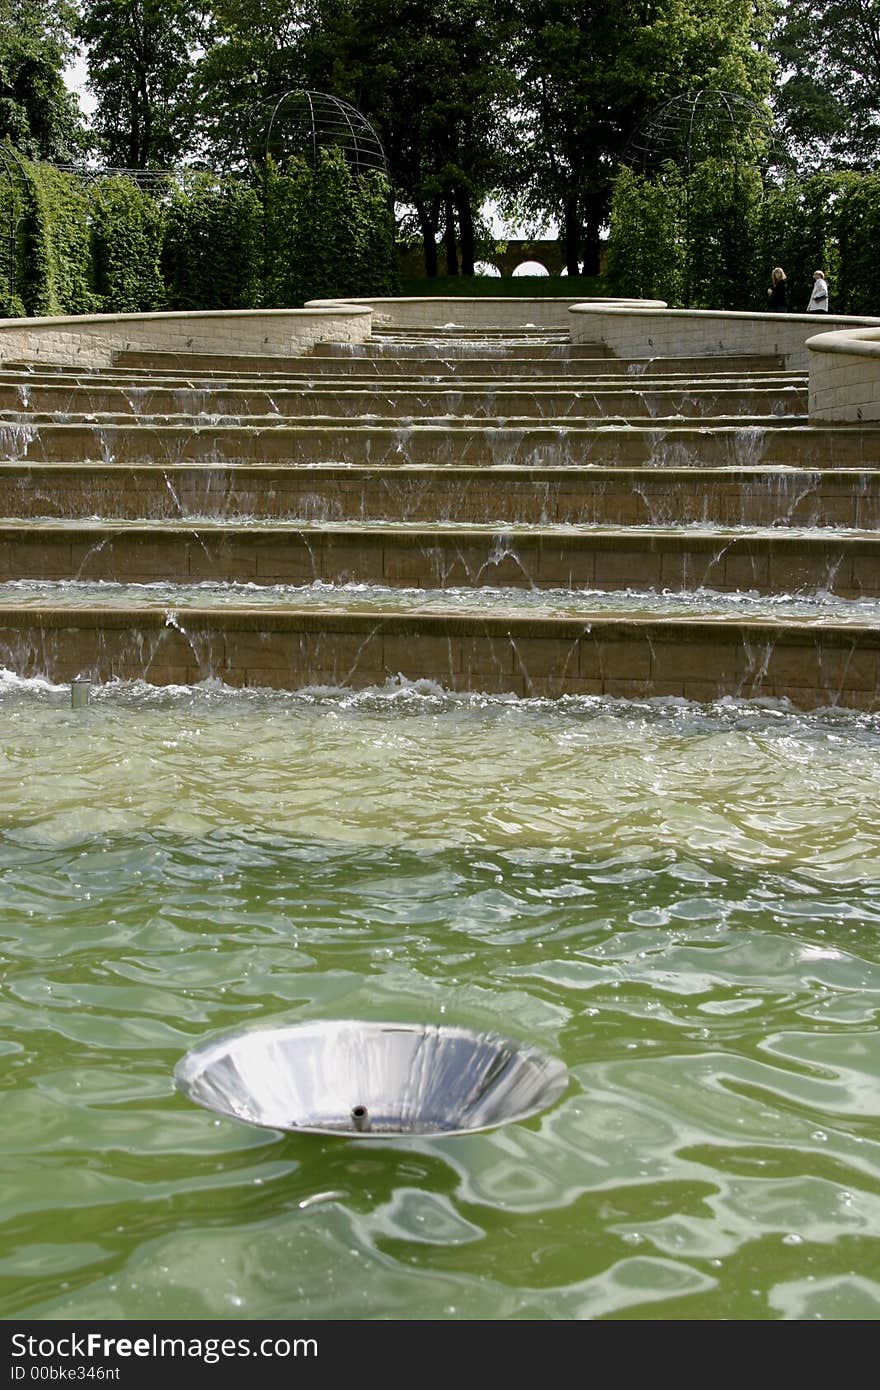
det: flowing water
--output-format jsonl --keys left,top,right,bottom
{"left": 1, "top": 673, "right": 879, "bottom": 1320}
{"left": 2, "top": 579, "right": 880, "bottom": 625}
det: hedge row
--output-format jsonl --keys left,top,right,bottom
{"left": 607, "top": 165, "right": 880, "bottom": 316}
{"left": 0, "top": 148, "right": 399, "bottom": 318}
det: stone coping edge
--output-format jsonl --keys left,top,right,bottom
{"left": 3, "top": 604, "right": 879, "bottom": 642}
{"left": 569, "top": 304, "right": 880, "bottom": 327}
{"left": 806, "top": 326, "right": 880, "bottom": 358}
{"left": 0, "top": 305, "right": 374, "bottom": 368}
{"left": 0, "top": 307, "right": 372, "bottom": 331}
{"left": 807, "top": 326, "right": 880, "bottom": 421}
{"left": 306, "top": 296, "right": 667, "bottom": 308}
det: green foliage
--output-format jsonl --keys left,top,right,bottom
{"left": 0, "top": 149, "right": 27, "bottom": 315}
{"left": 509, "top": 0, "right": 776, "bottom": 274}
{"left": 686, "top": 161, "right": 763, "bottom": 310}
{"left": 772, "top": 1, "right": 880, "bottom": 170}
{"left": 609, "top": 162, "right": 880, "bottom": 315}
{"left": 606, "top": 164, "right": 685, "bottom": 306}
{"left": 197, "top": 0, "right": 517, "bottom": 275}
{"left": 0, "top": 0, "right": 88, "bottom": 162}
{"left": 834, "top": 175, "right": 880, "bottom": 317}
{"left": 264, "top": 151, "right": 399, "bottom": 307}
{"left": 757, "top": 173, "right": 859, "bottom": 313}
{"left": 262, "top": 157, "right": 317, "bottom": 308}
{"left": 356, "top": 172, "right": 402, "bottom": 299}
{"left": 15, "top": 157, "right": 54, "bottom": 315}
{"left": 89, "top": 176, "right": 165, "bottom": 312}
{"left": 0, "top": 146, "right": 399, "bottom": 317}
{"left": 162, "top": 174, "right": 263, "bottom": 309}
{"left": 77, "top": 0, "right": 205, "bottom": 168}
{"left": 33, "top": 163, "right": 94, "bottom": 314}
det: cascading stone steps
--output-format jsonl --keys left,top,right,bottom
{"left": 0, "top": 322, "right": 877, "bottom": 708}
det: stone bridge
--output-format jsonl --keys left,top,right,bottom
{"left": 398, "top": 239, "right": 570, "bottom": 278}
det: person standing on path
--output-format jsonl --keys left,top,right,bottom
{"left": 767, "top": 267, "right": 788, "bottom": 311}
{"left": 807, "top": 269, "right": 829, "bottom": 312}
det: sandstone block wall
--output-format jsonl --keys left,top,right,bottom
{"left": 808, "top": 327, "right": 880, "bottom": 422}
{"left": 568, "top": 304, "right": 880, "bottom": 370}
{"left": 0, "top": 307, "right": 373, "bottom": 368}
{"left": 306, "top": 296, "right": 665, "bottom": 331}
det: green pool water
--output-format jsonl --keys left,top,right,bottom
{"left": 1, "top": 676, "right": 878, "bottom": 1320}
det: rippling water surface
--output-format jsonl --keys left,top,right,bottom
{"left": 2, "top": 578, "right": 879, "bottom": 626}
{"left": 1, "top": 675, "right": 879, "bottom": 1320}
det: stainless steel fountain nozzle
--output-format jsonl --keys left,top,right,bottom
{"left": 175, "top": 1020, "right": 568, "bottom": 1138}
{"left": 70, "top": 677, "right": 91, "bottom": 710}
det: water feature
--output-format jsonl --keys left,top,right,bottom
{"left": 1, "top": 675, "right": 879, "bottom": 1319}
{"left": 0, "top": 315, "right": 878, "bottom": 1321}
{"left": 176, "top": 1018, "right": 568, "bottom": 1137}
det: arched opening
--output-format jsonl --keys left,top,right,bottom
{"left": 511, "top": 260, "right": 549, "bottom": 277}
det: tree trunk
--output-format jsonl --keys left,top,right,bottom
{"left": 455, "top": 188, "right": 475, "bottom": 276}
{"left": 580, "top": 190, "right": 604, "bottom": 277}
{"left": 127, "top": 81, "right": 142, "bottom": 167}
{"left": 444, "top": 195, "right": 459, "bottom": 276}
{"left": 135, "top": 63, "right": 150, "bottom": 167}
{"left": 562, "top": 196, "right": 581, "bottom": 276}
{"left": 415, "top": 199, "right": 439, "bottom": 278}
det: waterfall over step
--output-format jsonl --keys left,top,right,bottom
{"left": 0, "top": 314, "right": 877, "bottom": 709}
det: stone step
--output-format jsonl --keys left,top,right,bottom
{"left": 313, "top": 341, "right": 614, "bottom": 359}
{"left": 2, "top": 520, "right": 878, "bottom": 596}
{"left": 370, "top": 326, "right": 570, "bottom": 339}
{"left": 0, "top": 419, "right": 873, "bottom": 469}
{"left": 0, "top": 367, "right": 807, "bottom": 394}
{"left": 110, "top": 349, "right": 789, "bottom": 378}
{"left": 4, "top": 462, "right": 878, "bottom": 528}
{"left": 0, "top": 316, "right": 874, "bottom": 710}
{"left": 1, "top": 599, "right": 876, "bottom": 708}
{"left": 0, "top": 381, "right": 809, "bottom": 420}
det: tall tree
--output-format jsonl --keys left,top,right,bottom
{"left": 78, "top": 0, "right": 207, "bottom": 167}
{"left": 325, "top": 0, "right": 518, "bottom": 276}
{"left": 505, "top": 0, "right": 776, "bottom": 275}
{"left": 0, "top": 0, "right": 86, "bottom": 160}
{"left": 195, "top": 0, "right": 516, "bottom": 275}
{"left": 192, "top": 0, "right": 322, "bottom": 170}
{"left": 772, "top": 0, "right": 880, "bottom": 169}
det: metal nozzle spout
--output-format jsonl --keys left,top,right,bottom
{"left": 351, "top": 1104, "right": 370, "bottom": 1132}
{"left": 70, "top": 678, "right": 91, "bottom": 710}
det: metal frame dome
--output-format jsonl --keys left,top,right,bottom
{"left": 625, "top": 89, "right": 784, "bottom": 178}
{"left": 261, "top": 90, "right": 388, "bottom": 179}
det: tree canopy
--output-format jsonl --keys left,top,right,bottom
{"left": 77, "top": 0, "right": 208, "bottom": 168}
{"left": 772, "top": 0, "right": 880, "bottom": 169}
{"left": 504, "top": 0, "right": 777, "bottom": 273}
{"left": 0, "top": 0, "right": 87, "bottom": 161}
{"left": 1, "top": 0, "right": 878, "bottom": 277}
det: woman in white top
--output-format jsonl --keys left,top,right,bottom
{"left": 807, "top": 270, "right": 829, "bottom": 312}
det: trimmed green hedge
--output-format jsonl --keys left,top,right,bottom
{"left": 162, "top": 174, "right": 263, "bottom": 310}
{"left": 90, "top": 177, "right": 166, "bottom": 314}
{"left": 605, "top": 164, "right": 685, "bottom": 307}
{"left": 0, "top": 146, "right": 399, "bottom": 318}
{"left": 608, "top": 165, "right": 880, "bottom": 316}
{"left": 263, "top": 151, "right": 399, "bottom": 307}
{"left": 37, "top": 164, "right": 94, "bottom": 315}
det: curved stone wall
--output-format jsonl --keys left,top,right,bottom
{"left": 306, "top": 296, "right": 665, "bottom": 331}
{"left": 807, "top": 325, "right": 880, "bottom": 422}
{"left": 569, "top": 303, "right": 880, "bottom": 371}
{"left": 0, "top": 305, "right": 373, "bottom": 368}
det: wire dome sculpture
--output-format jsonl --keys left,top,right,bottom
{"left": 625, "top": 90, "right": 786, "bottom": 178}
{"left": 260, "top": 90, "right": 388, "bottom": 180}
